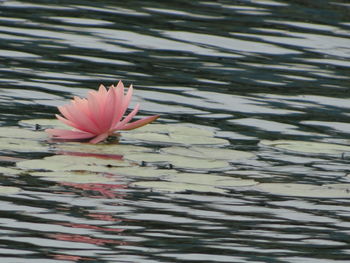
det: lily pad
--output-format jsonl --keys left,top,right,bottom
{"left": 168, "top": 173, "right": 257, "bottom": 187}
{"left": 162, "top": 146, "right": 254, "bottom": 161}
{"left": 103, "top": 166, "right": 178, "bottom": 179}
{"left": 131, "top": 181, "right": 227, "bottom": 194}
{"left": 124, "top": 152, "right": 230, "bottom": 170}
{"left": 121, "top": 132, "right": 229, "bottom": 146}
{"left": 121, "top": 124, "right": 228, "bottom": 146}
{"left": 256, "top": 183, "right": 350, "bottom": 198}
{"left": 16, "top": 155, "right": 131, "bottom": 172}
{"left": 130, "top": 172, "right": 257, "bottom": 194}
{"left": 29, "top": 171, "right": 116, "bottom": 184}
{"left": 0, "top": 167, "right": 22, "bottom": 175}
{"left": 0, "top": 137, "right": 49, "bottom": 153}
{"left": 260, "top": 140, "right": 350, "bottom": 155}
{"left": 19, "top": 118, "right": 67, "bottom": 129}
{"left": 126, "top": 124, "right": 214, "bottom": 137}
{"left": 0, "top": 127, "right": 45, "bottom": 139}
{"left": 55, "top": 142, "right": 151, "bottom": 156}
{"left": 0, "top": 186, "right": 21, "bottom": 195}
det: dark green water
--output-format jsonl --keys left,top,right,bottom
{"left": 1, "top": 0, "right": 350, "bottom": 262}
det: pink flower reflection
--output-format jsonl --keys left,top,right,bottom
{"left": 51, "top": 254, "right": 93, "bottom": 262}
{"left": 62, "top": 182, "right": 127, "bottom": 199}
{"left": 51, "top": 233, "right": 127, "bottom": 246}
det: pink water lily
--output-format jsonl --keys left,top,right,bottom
{"left": 46, "top": 81, "right": 159, "bottom": 144}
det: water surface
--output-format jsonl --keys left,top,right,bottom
{"left": 1, "top": 0, "right": 350, "bottom": 262}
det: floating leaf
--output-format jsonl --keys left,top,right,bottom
{"left": 168, "top": 173, "right": 257, "bottom": 188}
{"left": 29, "top": 171, "right": 116, "bottom": 183}
{"left": 55, "top": 142, "right": 151, "bottom": 156}
{"left": 122, "top": 132, "right": 229, "bottom": 146}
{"left": 19, "top": 118, "right": 67, "bottom": 129}
{"left": 0, "top": 127, "right": 45, "bottom": 139}
{"left": 0, "top": 167, "right": 22, "bottom": 175}
{"left": 130, "top": 172, "right": 257, "bottom": 194}
{"left": 16, "top": 155, "right": 131, "bottom": 172}
{"left": 0, "top": 138, "right": 49, "bottom": 153}
{"left": 0, "top": 155, "right": 26, "bottom": 163}
{"left": 131, "top": 181, "right": 227, "bottom": 194}
{"left": 121, "top": 124, "right": 228, "bottom": 146}
{"left": 0, "top": 186, "right": 21, "bottom": 195}
{"left": 256, "top": 183, "right": 350, "bottom": 198}
{"left": 124, "top": 152, "right": 229, "bottom": 170}
{"left": 126, "top": 124, "right": 214, "bottom": 137}
{"left": 103, "top": 166, "right": 178, "bottom": 179}
{"left": 260, "top": 140, "right": 350, "bottom": 155}
{"left": 162, "top": 146, "right": 254, "bottom": 161}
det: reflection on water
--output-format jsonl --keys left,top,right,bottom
{"left": 1, "top": 0, "right": 350, "bottom": 262}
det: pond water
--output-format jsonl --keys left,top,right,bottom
{"left": 1, "top": 0, "right": 350, "bottom": 262}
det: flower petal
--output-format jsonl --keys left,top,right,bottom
{"left": 121, "top": 115, "right": 160, "bottom": 130}
{"left": 64, "top": 104, "right": 100, "bottom": 134}
{"left": 110, "top": 81, "right": 125, "bottom": 125}
{"left": 46, "top": 129, "right": 95, "bottom": 140}
{"left": 122, "top": 84, "right": 133, "bottom": 112}
{"left": 87, "top": 91, "right": 102, "bottom": 131}
{"left": 101, "top": 86, "right": 117, "bottom": 131}
{"left": 55, "top": 114, "right": 79, "bottom": 130}
{"left": 113, "top": 103, "right": 140, "bottom": 130}
{"left": 89, "top": 132, "right": 109, "bottom": 144}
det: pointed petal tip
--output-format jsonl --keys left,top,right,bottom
{"left": 121, "top": 114, "right": 160, "bottom": 131}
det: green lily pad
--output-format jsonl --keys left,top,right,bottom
{"left": 16, "top": 155, "right": 131, "bottom": 172}
{"left": 260, "top": 140, "right": 350, "bottom": 155}
{"left": 55, "top": 142, "right": 151, "bottom": 156}
{"left": 256, "top": 183, "right": 350, "bottom": 198}
{"left": 168, "top": 173, "right": 257, "bottom": 187}
{"left": 121, "top": 124, "right": 228, "bottom": 146}
{"left": 131, "top": 181, "right": 227, "bottom": 194}
{"left": 0, "top": 167, "right": 22, "bottom": 175}
{"left": 126, "top": 124, "right": 214, "bottom": 137}
{"left": 121, "top": 132, "right": 229, "bottom": 146}
{"left": 130, "top": 172, "right": 257, "bottom": 194}
{"left": 0, "top": 186, "right": 21, "bottom": 195}
{"left": 104, "top": 166, "right": 178, "bottom": 179}
{"left": 0, "top": 127, "right": 45, "bottom": 139}
{"left": 0, "top": 138, "right": 49, "bottom": 153}
{"left": 29, "top": 171, "right": 116, "bottom": 183}
{"left": 124, "top": 152, "right": 230, "bottom": 170}
{"left": 19, "top": 119, "right": 67, "bottom": 129}
{"left": 162, "top": 146, "right": 254, "bottom": 160}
